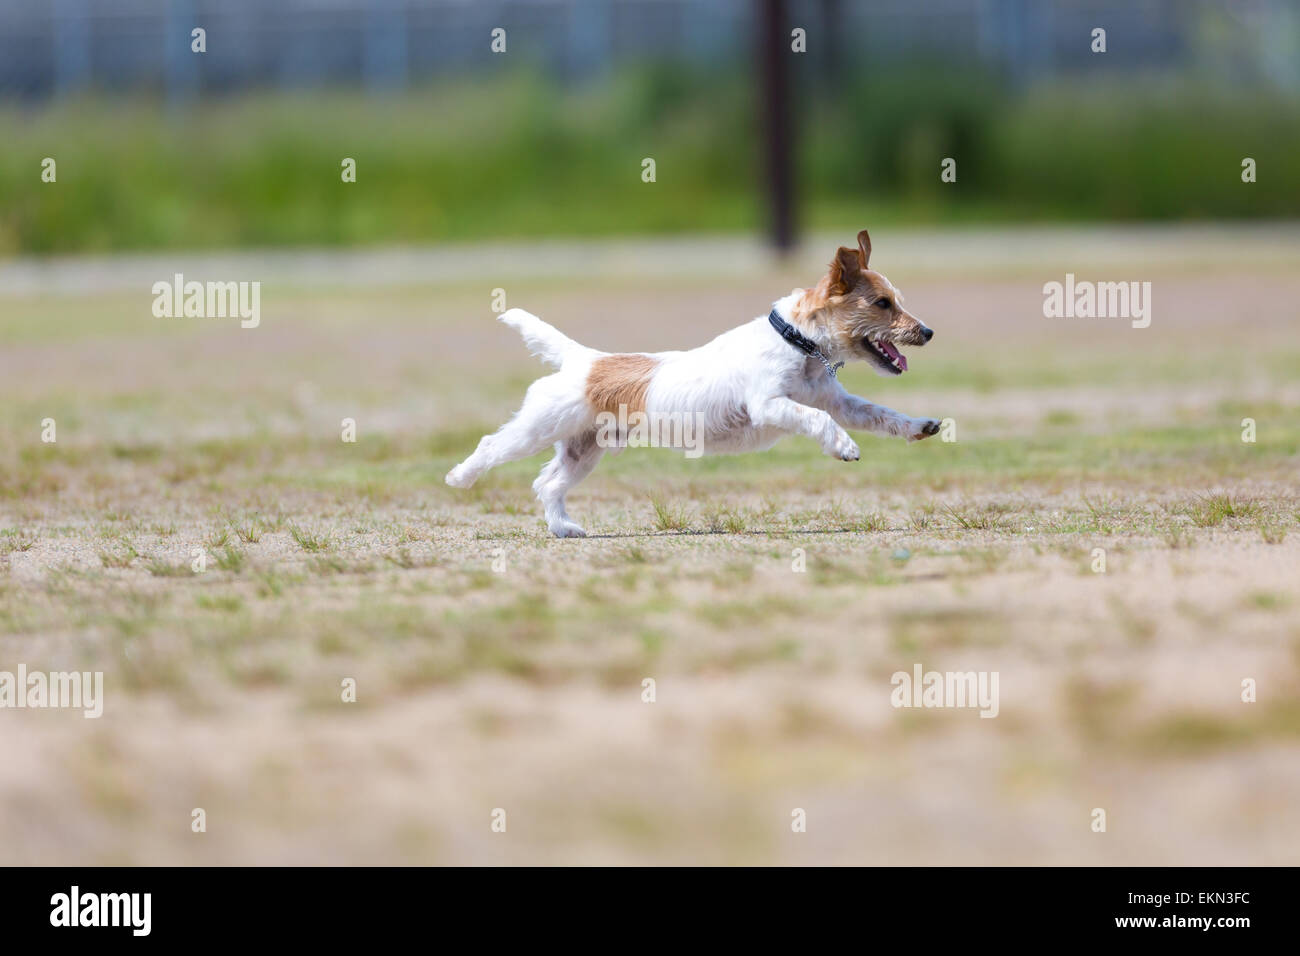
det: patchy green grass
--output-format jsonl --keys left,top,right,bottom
{"left": 97, "top": 540, "right": 140, "bottom": 569}
{"left": 289, "top": 523, "right": 333, "bottom": 553}
{"left": 3, "top": 257, "right": 1300, "bottom": 866}
{"left": 1188, "top": 492, "right": 1260, "bottom": 528}
{"left": 213, "top": 544, "right": 247, "bottom": 573}
{"left": 650, "top": 497, "right": 692, "bottom": 533}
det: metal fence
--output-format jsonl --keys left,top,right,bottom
{"left": 2, "top": 0, "right": 1296, "bottom": 99}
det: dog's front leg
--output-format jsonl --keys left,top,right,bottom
{"left": 830, "top": 391, "right": 941, "bottom": 442}
{"left": 750, "top": 396, "right": 859, "bottom": 461}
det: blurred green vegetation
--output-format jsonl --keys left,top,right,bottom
{"left": 2, "top": 65, "right": 1298, "bottom": 255}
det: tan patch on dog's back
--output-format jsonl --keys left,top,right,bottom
{"left": 585, "top": 354, "right": 659, "bottom": 415}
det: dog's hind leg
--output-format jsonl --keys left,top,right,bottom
{"left": 446, "top": 373, "right": 593, "bottom": 488}
{"left": 533, "top": 430, "right": 605, "bottom": 538}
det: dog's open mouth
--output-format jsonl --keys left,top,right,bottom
{"left": 865, "top": 337, "right": 908, "bottom": 375}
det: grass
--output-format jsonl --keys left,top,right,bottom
{"left": 1188, "top": 492, "right": 1260, "bottom": 528}
{"left": 1260, "top": 522, "right": 1287, "bottom": 545}
{"left": 2, "top": 256, "right": 1299, "bottom": 865}
{"left": 227, "top": 515, "right": 263, "bottom": 544}
{"left": 650, "top": 497, "right": 692, "bottom": 533}
{"left": 0, "top": 529, "right": 36, "bottom": 555}
{"left": 941, "top": 503, "right": 1005, "bottom": 532}
{"left": 3, "top": 69, "right": 1299, "bottom": 256}
{"left": 145, "top": 556, "right": 191, "bottom": 578}
{"left": 288, "top": 524, "right": 333, "bottom": 553}
{"left": 98, "top": 540, "right": 139, "bottom": 568}
{"left": 213, "top": 545, "right": 247, "bottom": 573}
{"left": 703, "top": 505, "right": 749, "bottom": 535}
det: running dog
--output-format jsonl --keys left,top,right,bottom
{"left": 446, "top": 229, "right": 942, "bottom": 537}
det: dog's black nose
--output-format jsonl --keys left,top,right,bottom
{"left": 922, "top": 327, "right": 934, "bottom": 342}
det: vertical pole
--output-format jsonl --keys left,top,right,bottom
{"left": 760, "top": 0, "right": 795, "bottom": 253}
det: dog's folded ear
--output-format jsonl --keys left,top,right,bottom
{"left": 857, "top": 229, "right": 872, "bottom": 268}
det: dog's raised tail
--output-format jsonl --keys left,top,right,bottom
{"left": 499, "top": 308, "right": 585, "bottom": 369}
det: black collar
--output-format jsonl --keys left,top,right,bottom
{"left": 768, "top": 309, "right": 844, "bottom": 379}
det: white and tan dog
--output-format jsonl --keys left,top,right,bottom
{"left": 447, "top": 229, "right": 942, "bottom": 537}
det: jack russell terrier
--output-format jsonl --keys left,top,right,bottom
{"left": 447, "top": 229, "right": 942, "bottom": 537}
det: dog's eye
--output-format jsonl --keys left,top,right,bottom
{"left": 875, "top": 297, "right": 891, "bottom": 309}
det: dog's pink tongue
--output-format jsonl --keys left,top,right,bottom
{"left": 879, "top": 341, "right": 908, "bottom": 371}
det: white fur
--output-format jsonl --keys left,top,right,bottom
{"left": 447, "top": 298, "right": 939, "bottom": 538}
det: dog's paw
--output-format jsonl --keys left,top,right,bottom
{"left": 550, "top": 519, "right": 588, "bottom": 539}
{"left": 445, "top": 465, "right": 475, "bottom": 488}
{"left": 826, "top": 433, "right": 860, "bottom": 461}
{"left": 908, "top": 418, "right": 942, "bottom": 442}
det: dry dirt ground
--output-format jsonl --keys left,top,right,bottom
{"left": 1, "top": 227, "right": 1298, "bottom": 864}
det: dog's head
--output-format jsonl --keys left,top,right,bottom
{"left": 797, "top": 229, "right": 934, "bottom": 376}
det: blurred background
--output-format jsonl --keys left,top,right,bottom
{"left": 1, "top": 0, "right": 1298, "bottom": 256}
{"left": 2, "top": 2, "right": 1300, "bottom": 867}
